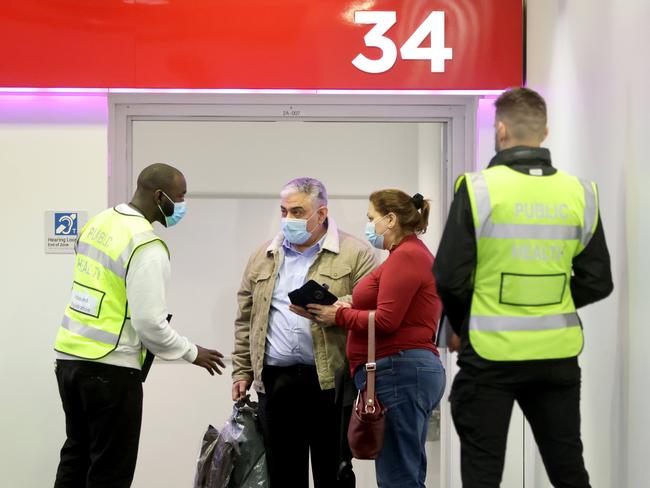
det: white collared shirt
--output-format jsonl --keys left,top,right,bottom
{"left": 264, "top": 236, "right": 325, "bottom": 366}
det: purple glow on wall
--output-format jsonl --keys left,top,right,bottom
{"left": 0, "top": 93, "right": 108, "bottom": 124}
{"left": 0, "top": 87, "right": 108, "bottom": 94}
{"left": 0, "top": 91, "right": 111, "bottom": 191}
{"left": 475, "top": 96, "right": 498, "bottom": 170}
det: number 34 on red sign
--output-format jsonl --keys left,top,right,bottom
{"left": 352, "top": 11, "right": 453, "bottom": 74}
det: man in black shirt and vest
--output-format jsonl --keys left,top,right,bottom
{"left": 434, "top": 87, "right": 613, "bottom": 488}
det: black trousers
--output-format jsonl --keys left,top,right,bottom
{"left": 54, "top": 360, "right": 143, "bottom": 488}
{"left": 258, "top": 364, "right": 339, "bottom": 488}
{"left": 450, "top": 361, "right": 591, "bottom": 488}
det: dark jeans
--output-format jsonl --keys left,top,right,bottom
{"left": 450, "top": 362, "right": 590, "bottom": 488}
{"left": 258, "top": 364, "right": 339, "bottom": 488}
{"left": 354, "top": 349, "right": 446, "bottom": 488}
{"left": 54, "top": 360, "right": 143, "bottom": 488}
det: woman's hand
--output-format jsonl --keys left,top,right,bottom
{"left": 306, "top": 300, "right": 350, "bottom": 326}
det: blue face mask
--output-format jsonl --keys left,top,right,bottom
{"left": 365, "top": 215, "right": 389, "bottom": 250}
{"left": 281, "top": 210, "right": 320, "bottom": 245}
{"left": 158, "top": 191, "right": 187, "bottom": 227}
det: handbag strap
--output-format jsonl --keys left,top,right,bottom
{"left": 364, "top": 311, "right": 378, "bottom": 414}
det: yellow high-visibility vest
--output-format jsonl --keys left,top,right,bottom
{"left": 54, "top": 207, "right": 168, "bottom": 361}
{"left": 463, "top": 165, "right": 598, "bottom": 361}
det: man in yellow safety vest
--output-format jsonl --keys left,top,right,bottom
{"left": 434, "top": 88, "right": 613, "bottom": 488}
{"left": 53, "top": 163, "right": 225, "bottom": 488}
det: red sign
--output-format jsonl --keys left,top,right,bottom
{"left": 0, "top": 1, "right": 523, "bottom": 90}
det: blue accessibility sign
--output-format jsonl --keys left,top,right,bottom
{"left": 54, "top": 212, "right": 78, "bottom": 236}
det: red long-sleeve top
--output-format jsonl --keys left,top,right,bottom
{"left": 335, "top": 234, "right": 441, "bottom": 375}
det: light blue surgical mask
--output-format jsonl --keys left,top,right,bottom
{"left": 281, "top": 210, "right": 320, "bottom": 245}
{"left": 158, "top": 191, "right": 187, "bottom": 227}
{"left": 365, "top": 215, "right": 389, "bottom": 250}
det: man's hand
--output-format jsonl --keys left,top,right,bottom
{"left": 447, "top": 332, "right": 461, "bottom": 353}
{"left": 193, "top": 345, "right": 226, "bottom": 376}
{"left": 232, "top": 379, "right": 250, "bottom": 401}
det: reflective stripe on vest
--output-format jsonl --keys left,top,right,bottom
{"left": 465, "top": 166, "right": 598, "bottom": 361}
{"left": 61, "top": 315, "right": 121, "bottom": 345}
{"left": 75, "top": 229, "right": 159, "bottom": 280}
{"left": 54, "top": 208, "right": 168, "bottom": 360}
{"left": 579, "top": 178, "right": 599, "bottom": 247}
{"left": 470, "top": 312, "right": 580, "bottom": 333}
{"left": 467, "top": 172, "right": 597, "bottom": 246}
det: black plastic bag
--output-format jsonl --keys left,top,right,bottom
{"left": 227, "top": 397, "right": 268, "bottom": 488}
{"left": 194, "top": 425, "right": 235, "bottom": 488}
{"left": 194, "top": 397, "right": 269, "bottom": 488}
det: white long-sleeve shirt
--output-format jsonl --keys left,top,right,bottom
{"left": 56, "top": 204, "right": 198, "bottom": 369}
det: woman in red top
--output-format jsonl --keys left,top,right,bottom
{"left": 308, "top": 189, "right": 446, "bottom": 488}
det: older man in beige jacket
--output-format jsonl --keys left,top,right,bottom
{"left": 232, "top": 177, "right": 377, "bottom": 488}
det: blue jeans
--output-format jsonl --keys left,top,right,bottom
{"left": 354, "top": 349, "right": 446, "bottom": 488}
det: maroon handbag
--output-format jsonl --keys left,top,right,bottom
{"left": 347, "top": 311, "right": 386, "bottom": 460}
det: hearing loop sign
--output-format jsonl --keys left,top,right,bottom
{"left": 45, "top": 211, "right": 88, "bottom": 254}
{"left": 55, "top": 213, "right": 78, "bottom": 235}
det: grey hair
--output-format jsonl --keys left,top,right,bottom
{"left": 280, "top": 177, "right": 328, "bottom": 206}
